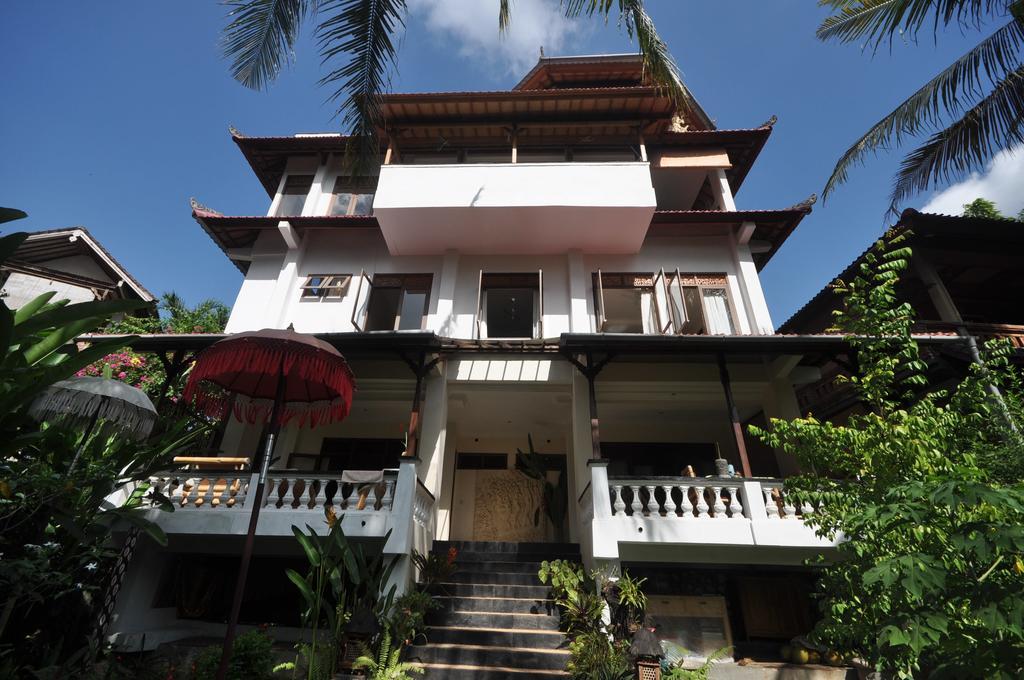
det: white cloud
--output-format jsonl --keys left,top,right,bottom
{"left": 408, "top": 0, "right": 584, "bottom": 76}
{"left": 920, "top": 145, "right": 1024, "bottom": 218}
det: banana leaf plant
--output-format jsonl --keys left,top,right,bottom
{"left": 516, "top": 434, "right": 568, "bottom": 540}
{"left": 285, "top": 519, "right": 398, "bottom": 679}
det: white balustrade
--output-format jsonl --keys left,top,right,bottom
{"left": 604, "top": 478, "right": 817, "bottom": 522}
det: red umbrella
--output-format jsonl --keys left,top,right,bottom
{"left": 183, "top": 328, "right": 356, "bottom": 680}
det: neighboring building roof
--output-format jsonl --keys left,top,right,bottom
{"left": 779, "top": 209, "right": 1024, "bottom": 333}
{"left": 4, "top": 227, "right": 155, "bottom": 303}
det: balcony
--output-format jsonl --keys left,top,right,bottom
{"left": 140, "top": 468, "right": 404, "bottom": 539}
{"left": 372, "top": 161, "right": 657, "bottom": 255}
{"left": 580, "top": 469, "right": 839, "bottom": 565}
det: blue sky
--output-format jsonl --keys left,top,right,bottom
{"left": 1, "top": 2, "right": 1018, "bottom": 326}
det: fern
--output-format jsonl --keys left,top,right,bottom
{"left": 353, "top": 631, "right": 424, "bottom": 680}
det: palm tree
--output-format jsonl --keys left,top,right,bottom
{"left": 220, "top": 0, "right": 692, "bottom": 171}
{"left": 817, "top": 0, "right": 1024, "bottom": 214}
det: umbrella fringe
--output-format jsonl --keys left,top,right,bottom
{"left": 183, "top": 337, "right": 355, "bottom": 428}
{"left": 29, "top": 386, "right": 157, "bottom": 440}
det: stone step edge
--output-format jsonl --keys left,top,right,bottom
{"left": 432, "top": 595, "right": 555, "bottom": 603}
{"left": 426, "top": 625, "right": 565, "bottom": 636}
{"left": 409, "top": 662, "right": 569, "bottom": 676}
{"left": 441, "top": 610, "right": 555, "bottom": 618}
{"left": 434, "top": 581, "right": 548, "bottom": 590}
{"left": 409, "top": 643, "right": 569, "bottom": 656}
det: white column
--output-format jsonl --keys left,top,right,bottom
{"left": 434, "top": 419, "right": 458, "bottom": 541}
{"left": 418, "top": 369, "right": 449, "bottom": 499}
{"left": 711, "top": 168, "right": 737, "bottom": 211}
{"left": 736, "top": 237, "right": 774, "bottom": 334}
{"left": 762, "top": 374, "right": 803, "bottom": 477}
{"left": 383, "top": 457, "right": 420, "bottom": 596}
{"left": 567, "top": 250, "right": 591, "bottom": 333}
{"left": 430, "top": 250, "right": 460, "bottom": 335}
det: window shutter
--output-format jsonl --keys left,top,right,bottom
{"left": 350, "top": 270, "right": 372, "bottom": 332}
{"left": 537, "top": 268, "right": 544, "bottom": 339}
{"left": 475, "top": 269, "right": 483, "bottom": 339}
{"left": 653, "top": 268, "right": 672, "bottom": 334}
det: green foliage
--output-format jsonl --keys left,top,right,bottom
{"left": 516, "top": 434, "right": 568, "bottom": 538}
{"left": 750, "top": 232, "right": 1024, "bottom": 678}
{"left": 410, "top": 547, "right": 457, "bottom": 588}
{"left": 962, "top": 197, "right": 1005, "bottom": 219}
{"left": 0, "top": 227, "right": 211, "bottom": 675}
{"left": 353, "top": 631, "right": 423, "bottom": 680}
{"left": 662, "top": 645, "right": 732, "bottom": 680}
{"left": 285, "top": 520, "right": 398, "bottom": 679}
{"left": 566, "top": 630, "right": 632, "bottom": 680}
{"left": 385, "top": 591, "right": 439, "bottom": 646}
{"left": 192, "top": 628, "right": 276, "bottom": 680}
{"left": 605, "top": 570, "right": 647, "bottom": 639}
{"left": 816, "top": 0, "right": 1024, "bottom": 213}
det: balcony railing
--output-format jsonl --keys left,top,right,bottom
{"left": 582, "top": 467, "right": 838, "bottom": 564}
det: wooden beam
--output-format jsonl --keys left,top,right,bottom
{"left": 718, "top": 353, "right": 753, "bottom": 478}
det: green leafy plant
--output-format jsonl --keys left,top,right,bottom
{"left": 566, "top": 630, "right": 632, "bottom": 680}
{"left": 191, "top": 628, "right": 276, "bottom": 680}
{"left": 285, "top": 520, "right": 398, "bottom": 679}
{"left": 750, "top": 231, "right": 1024, "bottom": 679}
{"left": 386, "top": 590, "right": 439, "bottom": 647}
{"left": 0, "top": 226, "right": 210, "bottom": 676}
{"left": 410, "top": 546, "right": 457, "bottom": 588}
{"left": 516, "top": 435, "right": 568, "bottom": 539}
{"left": 538, "top": 560, "right": 603, "bottom": 634}
{"left": 662, "top": 645, "right": 733, "bottom": 680}
{"left": 605, "top": 570, "right": 648, "bottom": 639}
{"left": 353, "top": 631, "right": 423, "bottom": 680}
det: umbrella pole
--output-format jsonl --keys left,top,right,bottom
{"left": 216, "top": 365, "right": 286, "bottom": 680}
{"left": 68, "top": 399, "right": 104, "bottom": 474}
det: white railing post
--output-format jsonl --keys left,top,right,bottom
{"left": 741, "top": 480, "right": 768, "bottom": 520}
{"left": 589, "top": 461, "right": 620, "bottom": 563}
{"left": 383, "top": 457, "right": 419, "bottom": 597}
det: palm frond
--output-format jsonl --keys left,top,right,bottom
{"left": 221, "top": 0, "right": 312, "bottom": 90}
{"left": 316, "top": 0, "right": 406, "bottom": 174}
{"left": 499, "top": 0, "right": 512, "bottom": 33}
{"left": 888, "top": 65, "right": 1024, "bottom": 213}
{"left": 818, "top": 0, "right": 1004, "bottom": 49}
{"left": 822, "top": 18, "right": 1024, "bottom": 198}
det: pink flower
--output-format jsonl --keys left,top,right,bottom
{"left": 118, "top": 371, "right": 127, "bottom": 379}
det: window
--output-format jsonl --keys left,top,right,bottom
{"left": 456, "top": 453, "right": 508, "bottom": 470}
{"left": 330, "top": 176, "right": 376, "bottom": 216}
{"left": 353, "top": 274, "right": 431, "bottom": 332}
{"left": 300, "top": 274, "right": 351, "bottom": 300}
{"left": 276, "top": 174, "right": 314, "bottom": 215}
{"left": 667, "top": 272, "right": 737, "bottom": 335}
{"left": 476, "top": 272, "right": 543, "bottom": 339}
{"left": 289, "top": 437, "right": 404, "bottom": 472}
{"left": 594, "top": 271, "right": 671, "bottom": 334}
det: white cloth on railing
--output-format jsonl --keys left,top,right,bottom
{"left": 341, "top": 470, "right": 385, "bottom": 484}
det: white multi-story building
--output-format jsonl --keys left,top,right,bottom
{"left": 108, "top": 55, "right": 852, "bottom": 671}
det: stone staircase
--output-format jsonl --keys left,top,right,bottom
{"left": 406, "top": 540, "right": 579, "bottom": 679}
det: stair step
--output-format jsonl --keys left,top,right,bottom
{"left": 412, "top": 661, "right": 569, "bottom": 679}
{"left": 448, "top": 570, "right": 547, "bottom": 586}
{"left": 433, "top": 595, "right": 556, "bottom": 615}
{"left": 451, "top": 560, "right": 549, "bottom": 574}
{"left": 427, "top": 610, "right": 561, "bottom": 630}
{"left": 435, "top": 541, "right": 581, "bottom": 564}
{"left": 406, "top": 643, "right": 568, "bottom": 671}
{"left": 428, "top": 581, "right": 552, "bottom": 599}
{"left": 425, "top": 626, "right": 566, "bottom": 650}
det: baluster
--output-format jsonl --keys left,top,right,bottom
{"left": 801, "top": 501, "right": 815, "bottom": 517}
{"left": 645, "top": 485, "right": 658, "bottom": 516}
{"left": 661, "top": 485, "right": 677, "bottom": 517}
{"left": 711, "top": 486, "right": 727, "bottom": 519}
{"left": 763, "top": 486, "right": 780, "bottom": 519}
{"left": 726, "top": 486, "right": 744, "bottom": 519}
{"left": 179, "top": 477, "right": 194, "bottom": 507}
{"left": 680, "top": 485, "right": 694, "bottom": 518}
{"left": 210, "top": 477, "right": 227, "bottom": 507}
{"left": 782, "top": 490, "right": 797, "bottom": 519}
{"left": 345, "top": 482, "right": 360, "bottom": 510}
{"left": 381, "top": 479, "right": 395, "bottom": 511}
{"left": 274, "top": 478, "right": 291, "bottom": 509}
{"left": 310, "top": 479, "right": 325, "bottom": 511}
{"left": 292, "top": 478, "right": 308, "bottom": 509}
{"left": 629, "top": 486, "right": 643, "bottom": 516}
{"left": 694, "top": 485, "right": 710, "bottom": 518}
{"left": 226, "top": 476, "right": 241, "bottom": 508}
{"left": 366, "top": 483, "right": 379, "bottom": 512}
{"left": 612, "top": 485, "right": 626, "bottom": 517}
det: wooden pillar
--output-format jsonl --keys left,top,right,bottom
{"left": 587, "top": 353, "right": 602, "bottom": 460}
{"left": 404, "top": 352, "right": 426, "bottom": 458}
{"left": 717, "top": 353, "right": 752, "bottom": 477}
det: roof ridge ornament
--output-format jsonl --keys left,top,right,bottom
{"left": 228, "top": 125, "right": 244, "bottom": 138}
{"left": 190, "top": 197, "right": 222, "bottom": 216}
{"left": 788, "top": 193, "right": 818, "bottom": 212}
{"left": 759, "top": 115, "right": 778, "bottom": 128}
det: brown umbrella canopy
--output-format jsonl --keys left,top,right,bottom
{"left": 182, "top": 328, "right": 356, "bottom": 428}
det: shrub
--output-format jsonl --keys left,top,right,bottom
{"left": 191, "top": 629, "right": 275, "bottom": 680}
{"left": 386, "top": 590, "right": 439, "bottom": 646}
